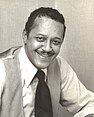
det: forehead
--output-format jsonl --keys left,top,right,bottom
{"left": 32, "top": 16, "right": 63, "bottom": 27}
{"left": 30, "top": 16, "right": 64, "bottom": 36}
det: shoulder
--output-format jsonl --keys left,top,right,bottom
{"left": 0, "top": 46, "right": 22, "bottom": 95}
{"left": 0, "top": 46, "right": 22, "bottom": 83}
{"left": 56, "top": 56, "right": 75, "bottom": 73}
{"left": 0, "top": 46, "right": 22, "bottom": 60}
{"left": 56, "top": 56, "right": 77, "bottom": 82}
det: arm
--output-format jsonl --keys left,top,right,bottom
{"left": 0, "top": 59, "right": 6, "bottom": 106}
{"left": 58, "top": 57, "right": 94, "bottom": 117}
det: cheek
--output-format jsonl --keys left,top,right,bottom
{"left": 52, "top": 46, "right": 61, "bottom": 54}
{"left": 28, "top": 39, "right": 42, "bottom": 49}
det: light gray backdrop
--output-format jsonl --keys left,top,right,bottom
{"left": 0, "top": 0, "right": 94, "bottom": 117}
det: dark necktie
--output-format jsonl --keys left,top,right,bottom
{"left": 35, "top": 70, "right": 53, "bottom": 117}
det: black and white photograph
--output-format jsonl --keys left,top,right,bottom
{"left": 0, "top": 0, "right": 94, "bottom": 117}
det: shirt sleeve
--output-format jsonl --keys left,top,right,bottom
{"left": 58, "top": 57, "right": 94, "bottom": 117}
{"left": 0, "top": 59, "right": 6, "bottom": 106}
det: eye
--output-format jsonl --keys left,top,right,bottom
{"left": 52, "top": 40, "right": 62, "bottom": 46}
{"left": 35, "top": 36, "right": 46, "bottom": 42}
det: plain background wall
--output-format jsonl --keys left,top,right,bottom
{"left": 0, "top": 0, "right": 94, "bottom": 117}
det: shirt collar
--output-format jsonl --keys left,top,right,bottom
{"left": 18, "top": 46, "right": 47, "bottom": 87}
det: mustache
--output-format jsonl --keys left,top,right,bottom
{"left": 36, "top": 50, "right": 55, "bottom": 56}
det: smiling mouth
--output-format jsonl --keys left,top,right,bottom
{"left": 36, "top": 50, "right": 54, "bottom": 58}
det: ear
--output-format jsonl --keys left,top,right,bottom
{"left": 22, "top": 30, "right": 28, "bottom": 44}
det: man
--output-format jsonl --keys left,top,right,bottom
{"left": 0, "top": 7, "right": 94, "bottom": 117}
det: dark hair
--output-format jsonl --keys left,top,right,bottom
{"left": 24, "top": 7, "right": 66, "bottom": 38}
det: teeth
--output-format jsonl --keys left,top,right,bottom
{"left": 37, "top": 52, "right": 51, "bottom": 57}
{"left": 39, "top": 53, "right": 49, "bottom": 57}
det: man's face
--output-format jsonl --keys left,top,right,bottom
{"left": 23, "top": 16, "right": 64, "bottom": 69}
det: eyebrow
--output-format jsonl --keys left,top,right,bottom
{"left": 53, "top": 37, "right": 62, "bottom": 40}
{"left": 36, "top": 34, "right": 47, "bottom": 37}
{"left": 37, "top": 34, "right": 62, "bottom": 40}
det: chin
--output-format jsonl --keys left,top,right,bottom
{"left": 35, "top": 62, "right": 50, "bottom": 69}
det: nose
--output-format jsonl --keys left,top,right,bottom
{"left": 43, "top": 40, "right": 52, "bottom": 52}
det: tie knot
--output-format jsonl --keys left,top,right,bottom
{"left": 35, "top": 70, "right": 45, "bottom": 81}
